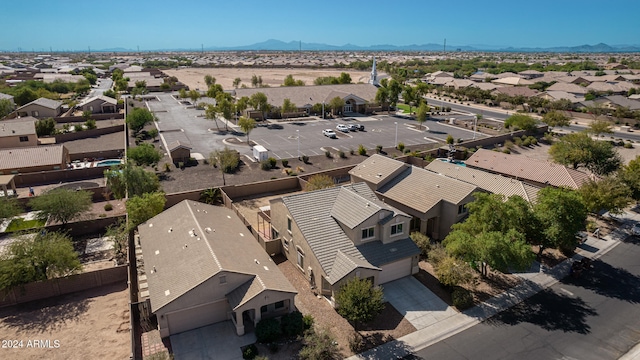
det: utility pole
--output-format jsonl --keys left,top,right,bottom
{"left": 88, "top": 46, "right": 90, "bottom": 55}
{"left": 201, "top": 44, "right": 204, "bottom": 53}
{"left": 443, "top": 38, "right": 446, "bottom": 52}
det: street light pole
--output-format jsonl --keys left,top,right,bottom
{"left": 394, "top": 122, "right": 398, "bottom": 148}
{"left": 322, "top": 102, "right": 325, "bottom": 119}
{"left": 297, "top": 129, "right": 300, "bottom": 159}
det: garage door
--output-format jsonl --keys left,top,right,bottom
{"left": 378, "top": 258, "right": 412, "bottom": 284}
{"left": 167, "top": 299, "right": 229, "bottom": 335}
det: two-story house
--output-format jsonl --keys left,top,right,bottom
{"left": 269, "top": 182, "right": 420, "bottom": 306}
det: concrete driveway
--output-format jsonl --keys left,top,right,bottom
{"left": 383, "top": 276, "right": 458, "bottom": 330}
{"left": 170, "top": 321, "right": 256, "bottom": 360}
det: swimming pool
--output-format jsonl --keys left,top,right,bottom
{"left": 95, "top": 159, "right": 124, "bottom": 167}
{"left": 437, "top": 158, "right": 466, "bottom": 167}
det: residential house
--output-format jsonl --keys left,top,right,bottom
{"left": 0, "top": 144, "right": 69, "bottom": 174}
{"left": 540, "top": 91, "right": 585, "bottom": 104}
{"left": 492, "top": 87, "right": 539, "bottom": 98}
{"left": 349, "top": 155, "right": 478, "bottom": 240}
{"left": 518, "top": 70, "right": 544, "bottom": 80}
{"left": 465, "top": 149, "right": 592, "bottom": 189}
{"left": 0, "top": 118, "right": 37, "bottom": 148}
{"left": 168, "top": 141, "right": 192, "bottom": 165}
{"left": 599, "top": 95, "right": 640, "bottom": 111}
{"left": 77, "top": 95, "right": 117, "bottom": 114}
{"left": 0, "top": 93, "right": 15, "bottom": 107}
{"left": 138, "top": 200, "right": 297, "bottom": 338}
{"left": 269, "top": 183, "right": 420, "bottom": 305}
{"left": 586, "top": 81, "right": 636, "bottom": 95}
{"left": 492, "top": 77, "right": 534, "bottom": 87}
{"left": 545, "top": 82, "right": 588, "bottom": 96}
{"left": 16, "top": 98, "right": 62, "bottom": 118}
{"left": 425, "top": 160, "right": 540, "bottom": 203}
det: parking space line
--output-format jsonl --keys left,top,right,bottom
{"left": 309, "top": 149, "right": 319, "bottom": 155}
{"left": 259, "top": 139, "right": 271, "bottom": 146}
{"left": 284, "top": 151, "right": 294, "bottom": 158}
{"left": 271, "top": 152, "right": 282, "bottom": 159}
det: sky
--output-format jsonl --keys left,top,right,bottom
{"left": 1, "top": 0, "right": 639, "bottom": 51}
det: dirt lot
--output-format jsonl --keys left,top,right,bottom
{"left": 164, "top": 68, "right": 373, "bottom": 91}
{"left": 0, "top": 283, "right": 130, "bottom": 360}
{"left": 502, "top": 141, "right": 640, "bottom": 165}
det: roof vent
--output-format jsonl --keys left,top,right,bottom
{"left": 263, "top": 266, "right": 269, "bottom": 271}
{"left": 205, "top": 227, "right": 212, "bottom": 233}
{"left": 149, "top": 223, "right": 153, "bottom": 227}
{"left": 239, "top": 233, "right": 244, "bottom": 237}
{"left": 164, "top": 290, "right": 170, "bottom": 296}
{"left": 436, "top": 184, "right": 440, "bottom": 188}
{"left": 168, "top": 227, "right": 173, "bottom": 233}
{"left": 390, "top": 248, "right": 397, "bottom": 252}
{"left": 255, "top": 259, "right": 260, "bottom": 264}
{"left": 152, "top": 265, "right": 157, "bottom": 273}
{"left": 155, "top": 250, "right": 159, "bottom": 255}
{"left": 227, "top": 215, "right": 231, "bottom": 219}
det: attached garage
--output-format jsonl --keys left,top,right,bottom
{"left": 378, "top": 257, "right": 412, "bottom": 284}
{"left": 166, "top": 299, "right": 229, "bottom": 335}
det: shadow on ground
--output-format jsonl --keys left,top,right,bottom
{"left": 561, "top": 259, "right": 640, "bottom": 303}
{"left": 486, "top": 288, "right": 596, "bottom": 334}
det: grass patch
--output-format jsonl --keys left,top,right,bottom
{"left": 396, "top": 103, "right": 412, "bottom": 113}
{"left": 5, "top": 218, "right": 46, "bottom": 232}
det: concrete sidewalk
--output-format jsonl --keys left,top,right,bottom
{"left": 349, "top": 210, "right": 639, "bottom": 359}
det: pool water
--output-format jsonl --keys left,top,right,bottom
{"left": 95, "top": 159, "right": 123, "bottom": 167}
{"left": 437, "top": 158, "right": 466, "bottom": 167}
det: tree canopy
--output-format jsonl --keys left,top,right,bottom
{"left": 619, "top": 155, "right": 640, "bottom": 201}
{"left": 0, "top": 231, "right": 82, "bottom": 291}
{"left": 504, "top": 114, "right": 538, "bottom": 131}
{"left": 0, "top": 197, "right": 21, "bottom": 220}
{"left": 578, "top": 177, "right": 631, "bottom": 216}
{"left": 238, "top": 116, "right": 256, "bottom": 143}
{"left": 335, "top": 277, "right": 385, "bottom": 330}
{"left": 542, "top": 110, "right": 570, "bottom": 128}
{"left": 304, "top": 174, "right": 335, "bottom": 191}
{"left": 549, "top": 132, "right": 622, "bottom": 175}
{"left": 534, "top": 186, "right": 587, "bottom": 255}
{"left": 128, "top": 143, "right": 162, "bottom": 166}
{"left": 126, "top": 192, "right": 166, "bottom": 229}
{"left": 29, "top": 188, "right": 92, "bottom": 225}
{"left": 328, "top": 96, "right": 344, "bottom": 115}
{"left": 416, "top": 102, "right": 429, "bottom": 130}
{"left": 126, "top": 107, "right": 154, "bottom": 133}
{"left": 0, "top": 98, "right": 13, "bottom": 118}
{"left": 283, "top": 74, "right": 305, "bottom": 86}
{"left": 105, "top": 161, "right": 159, "bottom": 199}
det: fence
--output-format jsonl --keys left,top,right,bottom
{"left": 0, "top": 265, "right": 127, "bottom": 308}
{"left": 53, "top": 113, "right": 124, "bottom": 123}
{"left": 54, "top": 124, "right": 124, "bottom": 143}
{"left": 12, "top": 166, "right": 107, "bottom": 187}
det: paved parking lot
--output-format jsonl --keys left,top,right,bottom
{"left": 146, "top": 93, "right": 484, "bottom": 160}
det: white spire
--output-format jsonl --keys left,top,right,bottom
{"left": 369, "top": 56, "right": 378, "bottom": 86}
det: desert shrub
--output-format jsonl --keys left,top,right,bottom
{"left": 528, "top": 136, "right": 538, "bottom": 145}
{"left": 104, "top": 203, "right": 113, "bottom": 211}
{"left": 404, "top": 148, "right": 411, "bottom": 154}
{"left": 504, "top": 140, "right": 514, "bottom": 150}
{"left": 410, "top": 232, "right": 431, "bottom": 258}
{"left": 281, "top": 159, "right": 289, "bottom": 167}
{"left": 268, "top": 157, "right": 277, "bottom": 168}
{"left": 349, "top": 148, "right": 355, "bottom": 155}
{"left": 302, "top": 314, "right": 314, "bottom": 330}
{"left": 255, "top": 318, "right": 281, "bottom": 343}
{"left": 281, "top": 311, "right": 305, "bottom": 337}
{"left": 164, "top": 163, "right": 171, "bottom": 172}
{"left": 522, "top": 138, "right": 531, "bottom": 147}
{"left": 503, "top": 149, "right": 511, "bottom": 154}
{"left": 348, "top": 332, "right": 364, "bottom": 354}
{"left": 358, "top": 144, "right": 366, "bottom": 155}
{"left": 624, "top": 142, "right": 633, "bottom": 149}
{"left": 427, "top": 243, "right": 447, "bottom": 267}
{"left": 376, "top": 145, "right": 383, "bottom": 153}
{"left": 397, "top": 142, "right": 405, "bottom": 151}
{"left": 242, "top": 344, "right": 259, "bottom": 359}
{"left": 325, "top": 150, "right": 332, "bottom": 158}
{"left": 302, "top": 155, "right": 309, "bottom": 164}
{"left": 295, "top": 166, "right": 304, "bottom": 173}
{"left": 451, "top": 287, "right": 474, "bottom": 310}
{"left": 514, "top": 137, "right": 523, "bottom": 146}
{"left": 542, "top": 132, "right": 555, "bottom": 144}
{"left": 586, "top": 221, "right": 598, "bottom": 233}
{"left": 260, "top": 160, "right": 271, "bottom": 171}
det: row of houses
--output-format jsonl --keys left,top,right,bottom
{"left": 137, "top": 149, "right": 593, "bottom": 338}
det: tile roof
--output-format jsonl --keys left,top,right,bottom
{"left": 377, "top": 166, "right": 477, "bottom": 213}
{"left": 546, "top": 82, "right": 588, "bottom": 95}
{"left": 492, "top": 77, "right": 534, "bottom": 86}
{"left": 139, "top": 200, "right": 296, "bottom": 312}
{"left": 330, "top": 186, "right": 406, "bottom": 229}
{"left": 21, "top": 97, "right": 62, "bottom": 110}
{"left": 425, "top": 159, "right": 540, "bottom": 203}
{"left": 281, "top": 183, "right": 418, "bottom": 284}
{"left": 464, "top": 149, "right": 592, "bottom": 189}
{"left": 235, "top": 83, "right": 379, "bottom": 108}
{"left": 603, "top": 95, "right": 640, "bottom": 110}
{"left": 0, "top": 144, "right": 66, "bottom": 171}
{"left": 348, "top": 154, "right": 407, "bottom": 186}
{"left": 77, "top": 95, "right": 117, "bottom": 107}
{"left": 0, "top": 118, "right": 36, "bottom": 137}
{"left": 492, "top": 86, "right": 539, "bottom": 98}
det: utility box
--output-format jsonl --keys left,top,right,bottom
{"left": 253, "top": 145, "right": 268, "bottom": 162}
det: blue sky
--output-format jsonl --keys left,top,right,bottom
{"left": 2, "top": 0, "right": 638, "bottom": 51}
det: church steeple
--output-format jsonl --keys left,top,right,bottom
{"left": 369, "top": 56, "right": 378, "bottom": 86}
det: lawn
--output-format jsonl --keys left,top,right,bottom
{"left": 5, "top": 218, "right": 46, "bottom": 232}
{"left": 395, "top": 103, "right": 413, "bottom": 113}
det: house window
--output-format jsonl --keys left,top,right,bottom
{"left": 31, "top": 111, "right": 39, "bottom": 117}
{"left": 361, "top": 227, "right": 374, "bottom": 240}
{"left": 287, "top": 217, "right": 292, "bottom": 234}
{"left": 458, "top": 204, "right": 468, "bottom": 215}
{"left": 271, "top": 227, "right": 279, "bottom": 240}
{"left": 391, "top": 223, "right": 403, "bottom": 236}
{"left": 275, "top": 301, "right": 284, "bottom": 309}
{"left": 19, "top": 136, "right": 29, "bottom": 142}
{"left": 283, "top": 238, "right": 290, "bottom": 251}
{"left": 260, "top": 305, "right": 267, "bottom": 313}
{"left": 88, "top": 106, "right": 93, "bottom": 112}
{"left": 219, "top": 275, "right": 226, "bottom": 285}
{"left": 296, "top": 247, "right": 304, "bottom": 271}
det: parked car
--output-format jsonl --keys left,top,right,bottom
{"left": 322, "top": 129, "right": 337, "bottom": 138}
{"left": 354, "top": 124, "right": 365, "bottom": 131}
{"left": 348, "top": 124, "right": 359, "bottom": 131}
{"left": 336, "top": 124, "right": 349, "bottom": 133}
{"left": 632, "top": 223, "right": 640, "bottom": 236}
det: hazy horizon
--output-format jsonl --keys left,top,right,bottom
{"left": 2, "top": 0, "right": 638, "bottom": 52}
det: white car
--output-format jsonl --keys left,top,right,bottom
{"left": 336, "top": 124, "right": 349, "bottom": 133}
{"left": 632, "top": 223, "right": 640, "bottom": 236}
{"left": 322, "top": 129, "right": 337, "bottom": 138}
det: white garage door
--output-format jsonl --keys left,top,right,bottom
{"left": 378, "top": 258, "right": 412, "bottom": 284}
{"left": 167, "top": 299, "right": 229, "bottom": 335}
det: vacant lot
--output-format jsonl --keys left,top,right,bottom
{"left": 0, "top": 283, "right": 130, "bottom": 360}
{"left": 164, "top": 68, "right": 373, "bottom": 91}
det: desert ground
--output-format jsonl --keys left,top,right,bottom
{"left": 0, "top": 283, "right": 130, "bottom": 360}
{"left": 164, "top": 68, "right": 375, "bottom": 90}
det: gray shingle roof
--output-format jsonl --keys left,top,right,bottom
{"left": 425, "top": 159, "right": 540, "bottom": 203}
{"left": 349, "top": 154, "right": 407, "bottom": 186}
{"left": 0, "top": 144, "right": 66, "bottom": 171}
{"left": 465, "top": 149, "right": 592, "bottom": 189}
{"left": 282, "top": 183, "right": 418, "bottom": 285}
{"left": 168, "top": 140, "right": 192, "bottom": 151}
{"left": 139, "top": 200, "right": 296, "bottom": 312}
{"left": 358, "top": 238, "right": 420, "bottom": 267}
{"left": 0, "top": 93, "right": 13, "bottom": 101}
{"left": 23, "top": 97, "right": 62, "bottom": 110}
{"left": 77, "top": 95, "right": 117, "bottom": 107}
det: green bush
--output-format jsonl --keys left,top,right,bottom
{"left": 303, "top": 314, "right": 314, "bottom": 330}
{"left": 528, "top": 136, "right": 538, "bottom": 145}
{"left": 451, "top": 287, "right": 474, "bottom": 310}
{"left": 514, "top": 137, "right": 523, "bottom": 146}
{"left": 522, "top": 138, "right": 531, "bottom": 147}
{"left": 586, "top": 221, "right": 598, "bottom": 233}
{"left": 504, "top": 140, "right": 514, "bottom": 150}
{"left": 281, "top": 311, "right": 305, "bottom": 337}
{"left": 349, "top": 148, "right": 355, "bottom": 155}
{"left": 164, "top": 163, "right": 171, "bottom": 172}
{"left": 427, "top": 243, "right": 447, "bottom": 267}
{"left": 255, "top": 318, "right": 281, "bottom": 343}
{"left": 268, "top": 157, "right": 277, "bottom": 168}
{"left": 397, "top": 142, "right": 405, "bottom": 151}
{"left": 358, "top": 144, "right": 366, "bottom": 156}
{"left": 104, "top": 203, "right": 113, "bottom": 211}
{"left": 410, "top": 232, "right": 431, "bottom": 258}
{"left": 260, "top": 160, "right": 271, "bottom": 171}
{"left": 624, "top": 142, "right": 633, "bottom": 149}
{"left": 242, "top": 344, "right": 259, "bottom": 359}
{"left": 503, "top": 149, "right": 511, "bottom": 154}
{"left": 325, "top": 150, "right": 332, "bottom": 158}
{"left": 281, "top": 159, "right": 289, "bottom": 167}
{"left": 376, "top": 145, "right": 383, "bottom": 153}
{"left": 403, "top": 148, "right": 411, "bottom": 154}
{"left": 302, "top": 155, "right": 309, "bottom": 164}
{"left": 338, "top": 150, "right": 346, "bottom": 159}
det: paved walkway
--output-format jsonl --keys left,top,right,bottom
{"left": 349, "top": 209, "right": 640, "bottom": 359}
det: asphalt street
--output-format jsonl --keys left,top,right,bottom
{"left": 411, "top": 235, "right": 640, "bottom": 360}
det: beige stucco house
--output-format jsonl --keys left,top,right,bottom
{"left": 77, "top": 95, "right": 117, "bottom": 114}
{"left": 349, "top": 155, "right": 477, "bottom": 241}
{"left": 138, "top": 200, "right": 297, "bottom": 338}
{"left": 0, "top": 118, "right": 38, "bottom": 148}
{"left": 269, "top": 183, "right": 420, "bottom": 306}
{"left": 168, "top": 141, "right": 192, "bottom": 165}
{"left": 0, "top": 144, "right": 69, "bottom": 174}
{"left": 16, "top": 98, "right": 62, "bottom": 119}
